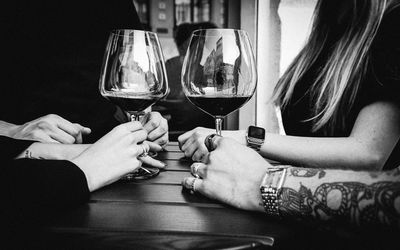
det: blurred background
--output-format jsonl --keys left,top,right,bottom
{"left": 132, "top": 0, "right": 317, "bottom": 138}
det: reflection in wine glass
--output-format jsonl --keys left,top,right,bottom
{"left": 99, "top": 29, "right": 169, "bottom": 180}
{"left": 182, "top": 29, "right": 257, "bottom": 135}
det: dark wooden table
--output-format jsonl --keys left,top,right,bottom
{"left": 19, "top": 142, "right": 332, "bottom": 250}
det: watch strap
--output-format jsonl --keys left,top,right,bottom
{"left": 260, "top": 167, "right": 287, "bottom": 216}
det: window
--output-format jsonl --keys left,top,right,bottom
{"left": 175, "top": 0, "right": 211, "bottom": 26}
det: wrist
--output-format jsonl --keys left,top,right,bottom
{"left": 259, "top": 167, "right": 288, "bottom": 217}
{"left": 0, "top": 121, "right": 20, "bottom": 138}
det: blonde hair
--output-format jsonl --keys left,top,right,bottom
{"left": 273, "top": 0, "right": 399, "bottom": 135}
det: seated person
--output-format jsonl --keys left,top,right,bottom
{"left": 1, "top": 120, "right": 167, "bottom": 225}
{"left": 179, "top": 0, "right": 400, "bottom": 170}
{"left": 154, "top": 22, "right": 218, "bottom": 140}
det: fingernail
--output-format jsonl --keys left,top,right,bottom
{"left": 159, "top": 161, "right": 167, "bottom": 169}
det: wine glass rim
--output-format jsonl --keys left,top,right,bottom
{"left": 109, "top": 29, "right": 158, "bottom": 37}
{"left": 191, "top": 28, "right": 249, "bottom": 37}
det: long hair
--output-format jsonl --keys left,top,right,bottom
{"left": 273, "top": 0, "right": 399, "bottom": 135}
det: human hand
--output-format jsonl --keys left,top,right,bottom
{"left": 178, "top": 127, "right": 215, "bottom": 162}
{"left": 141, "top": 112, "right": 169, "bottom": 148}
{"left": 71, "top": 121, "right": 149, "bottom": 192}
{"left": 178, "top": 127, "right": 246, "bottom": 162}
{"left": 182, "top": 137, "right": 268, "bottom": 212}
{"left": 8, "top": 114, "right": 91, "bottom": 144}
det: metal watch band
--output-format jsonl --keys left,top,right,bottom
{"left": 247, "top": 138, "right": 264, "bottom": 151}
{"left": 260, "top": 168, "right": 288, "bottom": 217}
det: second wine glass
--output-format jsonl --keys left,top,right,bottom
{"left": 181, "top": 29, "right": 257, "bottom": 136}
{"left": 99, "top": 29, "right": 169, "bottom": 180}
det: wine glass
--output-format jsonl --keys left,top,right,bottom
{"left": 99, "top": 29, "right": 169, "bottom": 180}
{"left": 181, "top": 29, "right": 257, "bottom": 135}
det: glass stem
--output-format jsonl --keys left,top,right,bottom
{"left": 215, "top": 117, "right": 223, "bottom": 136}
{"left": 131, "top": 114, "right": 140, "bottom": 121}
{"left": 129, "top": 112, "right": 141, "bottom": 122}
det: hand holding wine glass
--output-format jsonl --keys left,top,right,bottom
{"left": 181, "top": 29, "right": 257, "bottom": 136}
{"left": 99, "top": 29, "right": 169, "bottom": 180}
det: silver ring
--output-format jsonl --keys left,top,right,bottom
{"left": 138, "top": 143, "right": 149, "bottom": 157}
{"left": 204, "top": 134, "right": 221, "bottom": 152}
{"left": 191, "top": 164, "right": 201, "bottom": 179}
{"left": 189, "top": 178, "right": 197, "bottom": 193}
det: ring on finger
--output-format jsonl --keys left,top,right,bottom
{"left": 138, "top": 143, "right": 149, "bottom": 157}
{"left": 204, "top": 134, "right": 221, "bottom": 152}
{"left": 189, "top": 178, "right": 197, "bottom": 193}
{"left": 191, "top": 164, "right": 201, "bottom": 179}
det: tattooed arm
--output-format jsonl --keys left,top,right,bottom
{"left": 181, "top": 137, "right": 400, "bottom": 229}
{"left": 280, "top": 167, "right": 400, "bottom": 228}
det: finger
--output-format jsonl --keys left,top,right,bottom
{"left": 181, "top": 137, "right": 197, "bottom": 158}
{"left": 55, "top": 117, "right": 81, "bottom": 136}
{"left": 182, "top": 177, "right": 204, "bottom": 193}
{"left": 40, "top": 134, "right": 61, "bottom": 144}
{"left": 190, "top": 162, "right": 207, "bottom": 178}
{"left": 73, "top": 123, "right": 92, "bottom": 135}
{"left": 178, "top": 130, "right": 195, "bottom": 149}
{"left": 49, "top": 129, "right": 77, "bottom": 144}
{"left": 142, "top": 112, "right": 161, "bottom": 133}
{"left": 139, "top": 156, "right": 167, "bottom": 169}
{"left": 151, "top": 133, "right": 169, "bottom": 148}
{"left": 132, "top": 143, "right": 150, "bottom": 159}
{"left": 192, "top": 149, "right": 208, "bottom": 163}
{"left": 120, "top": 121, "right": 144, "bottom": 133}
{"left": 74, "top": 132, "right": 83, "bottom": 144}
{"left": 130, "top": 130, "right": 148, "bottom": 144}
{"left": 143, "top": 140, "right": 163, "bottom": 152}
{"left": 147, "top": 126, "right": 167, "bottom": 142}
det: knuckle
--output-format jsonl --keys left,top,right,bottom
{"left": 37, "top": 121, "right": 48, "bottom": 130}
{"left": 30, "top": 130, "right": 41, "bottom": 138}
{"left": 150, "top": 119, "right": 159, "bottom": 128}
{"left": 45, "top": 114, "right": 58, "bottom": 120}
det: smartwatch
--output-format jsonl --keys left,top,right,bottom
{"left": 246, "top": 126, "right": 265, "bottom": 151}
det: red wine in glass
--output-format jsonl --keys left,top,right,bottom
{"left": 187, "top": 96, "right": 252, "bottom": 117}
{"left": 182, "top": 29, "right": 257, "bottom": 135}
{"left": 99, "top": 29, "right": 169, "bottom": 180}
{"left": 105, "top": 95, "right": 160, "bottom": 118}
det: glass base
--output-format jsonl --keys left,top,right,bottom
{"left": 121, "top": 167, "right": 160, "bottom": 181}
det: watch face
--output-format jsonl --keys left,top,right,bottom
{"left": 248, "top": 126, "right": 265, "bottom": 139}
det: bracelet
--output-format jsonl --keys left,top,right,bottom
{"left": 260, "top": 167, "right": 288, "bottom": 217}
{"left": 24, "top": 149, "right": 33, "bottom": 159}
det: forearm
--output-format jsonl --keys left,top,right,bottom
{"left": 260, "top": 134, "right": 384, "bottom": 169}
{"left": 0, "top": 120, "right": 19, "bottom": 137}
{"left": 279, "top": 166, "right": 400, "bottom": 228}
{"left": 15, "top": 142, "right": 90, "bottom": 160}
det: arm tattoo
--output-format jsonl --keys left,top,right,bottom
{"left": 290, "top": 168, "right": 326, "bottom": 179}
{"left": 279, "top": 181, "right": 400, "bottom": 228}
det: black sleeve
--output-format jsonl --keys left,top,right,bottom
{"left": 0, "top": 136, "right": 35, "bottom": 160}
{"left": 2, "top": 158, "right": 90, "bottom": 224}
